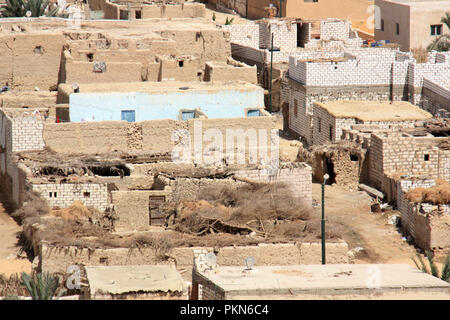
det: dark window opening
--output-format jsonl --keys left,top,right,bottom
{"left": 294, "top": 99, "right": 298, "bottom": 117}
{"left": 178, "top": 60, "right": 184, "bottom": 67}
{"left": 88, "top": 165, "right": 131, "bottom": 177}
{"left": 318, "top": 118, "right": 321, "bottom": 133}
{"left": 424, "top": 154, "right": 430, "bottom": 161}
{"left": 83, "top": 192, "right": 91, "bottom": 198}
{"left": 86, "top": 53, "right": 94, "bottom": 62}
{"left": 381, "top": 19, "right": 384, "bottom": 31}
{"left": 34, "top": 46, "right": 43, "bottom": 55}
{"left": 350, "top": 154, "right": 359, "bottom": 161}
{"left": 329, "top": 125, "right": 333, "bottom": 140}
{"left": 430, "top": 24, "right": 442, "bottom": 36}
{"left": 135, "top": 10, "right": 142, "bottom": 19}
{"left": 49, "top": 192, "right": 52, "bottom": 198}
{"left": 53, "top": 192, "right": 57, "bottom": 198}
{"left": 99, "top": 257, "right": 108, "bottom": 264}
{"left": 395, "top": 23, "right": 399, "bottom": 35}
{"left": 197, "top": 72, "right": 202, "bottom": 77}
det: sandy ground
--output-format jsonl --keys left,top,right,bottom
{"left": 0, "top": 195, "right": 32, "bottom": 277}
{"left": 312, "top": 183, "right": 430, "bottom": 266}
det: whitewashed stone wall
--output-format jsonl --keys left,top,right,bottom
{"left": 320, "top": 19, "right": 350, "bottom": 41}
{"left": 32, "top": 183, "right": 108, "bottom": 211}
{"left": 11, "top": 116, "right": 45, "bottom": 152}
{"left": 222, "top": 23, "right": 259, "bottom": 48}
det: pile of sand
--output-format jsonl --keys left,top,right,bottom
{"left": 406, "top": 180, "right": 450, "bottom": 205}
{"left": 49, "top": 201, "right": 92, "bottom": 220}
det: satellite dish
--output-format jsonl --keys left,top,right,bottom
{"left": 72, "top": 83, "right": 79, "bottom": 93}
{"left": 244, "top": 256, "right": 255, "bottom": 270}
{"left": 26, "top": 11, "right": 32, "bottom": 17}
{"left": 205, "top": 252, "right": 216, "bottom": 268}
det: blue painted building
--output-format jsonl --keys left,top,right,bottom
{"left": 67, "top": 82, "right": 265, "bottom": 122}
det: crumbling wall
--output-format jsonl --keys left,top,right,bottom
{"left": 142, "top": 3, "right": 205, "bottom": 18}
{"left": 31, "top": 183, "right": 108, "bottom": 211}
{"left": 397, "top": 179, "right": 450, "bottom": 250}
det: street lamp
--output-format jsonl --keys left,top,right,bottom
{"left": 322, "top": 173, "right": 329, "bottom": 265}
{"left": 268, "top": 33, "right": 280, "bottom": 113}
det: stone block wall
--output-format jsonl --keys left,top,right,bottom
{"left": 370, "top": 133, "right": 450, "bottom": 189}
{"left": 31, "top": 183, "right": 108, "bottom": 211}
{"left": 234, "top": 165, "right": 312, "bottom": 204}
{"left": 421, "top": 78, "right": 450, "bottom": 117}
{"left": 320, "top": 19, "right": 350, "bottom": 41}
{"left": 222, "top": 23, "right": 260, "bottom": 48}
{"left": 259, "top": 21, "right": 297, "bottom": 51}
{"left": 11, "top": 116, "right": 45, "bottom": 152}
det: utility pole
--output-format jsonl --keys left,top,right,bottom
{"left": 279, "top": 0, "right": 283, "bottom": 17}
{"left": 321, "top": 173, "right": 329, "bottom": 264}
{"left": 268, "top": 33, "right": 280, "bottom": 113}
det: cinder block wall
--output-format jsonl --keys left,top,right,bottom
{"left": 234, "top": 165, "right": 312, "bottom": 204}
{"left": 31, "top": 183, "right": 108, "bottom": 211}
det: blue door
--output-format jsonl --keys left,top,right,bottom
{"left": 121, "top": 110, "right": 135, "bottom": 122}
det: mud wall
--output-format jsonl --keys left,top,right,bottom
{"left": 39, "top": 241, "right": 349, "bottom": 274}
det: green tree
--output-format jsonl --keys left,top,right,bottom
{"left": 412, "top": 251, "right": 450, "bottom": 282}
{"left": 1, "top": 0, "right": 60, "bottom": 18}
{"left": 427, "top": 12, "right": 450, "bottom": 52}
{"left": 21, "top": 272, "right": 65, "bottom": 300}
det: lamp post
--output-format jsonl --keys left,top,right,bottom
{"left": 322, "top": 173, "right": 329, "bottom": 265}
{"left": 268, "top": 33, "right": 280, "bottom": 113}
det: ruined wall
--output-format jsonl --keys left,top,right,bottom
{"left": 31, "top": 183, "right": 108, "bottom": 211}
{"left": 397, "top": 179, "right": 450, "bottom": 251}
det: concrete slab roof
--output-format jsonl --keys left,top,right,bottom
{"left": 85, "top": 265, "right": 185, "bottom": 295}
{"left": 197, "top": 264, "right": 450, "bottom": 296}
{"left": 314, "top": 101, "right": 433, "bottom": 122}
{"left": 58, "top": 81, "right": 263, "bottom": 95}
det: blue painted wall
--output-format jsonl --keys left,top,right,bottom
{"left": 69, "top": 88, "right": 264, "bottom": 122}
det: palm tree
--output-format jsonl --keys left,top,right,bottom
{"left": 427, "top": 12, "right": 450, "bottom": 52}
{"left": 1, "top": 0, "right": 59, "bottom": 18}
{"left": 412, "top": 251, "right": 450, "bottom": 282}
{"left": 21, "top": 272, "right": 65, "bottom": 300}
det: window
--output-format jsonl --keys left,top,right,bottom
{"left": 329, "top": 125, "right": 333, "bottom": 141}
{"left": 318, "top": 117, "right": 321, "bottom": 133}
{"left": 135, "top": 10, "right": 141, "bottom": 19}
{"left": 121, "top": 110, "right": 135, "bottom": 122}
{"left": 430, "top": 24, "right": 442, "bottom": 36}
{"left": 395, "top": 23, "right": 399, "bottom": 35}
{"left": 350, "top": 154, "right": 359, "bottom": 161}
{"left": 178, "top": 60, "right": 184, "bottom": 67}
{"left": 294, "top": 99, "right": 298, "bottom": 118}
{"left": 381, "top": 19, "right": 384, "bottom": 31}
{"left": 424, "top": 154, "right": 430, "bottom": 161}
{"left": 247, "top": 109, "right": 261, "bottom": 117}
{"left": 83, "top": 192, "right": 91, "bottom": 198}
{"left": 181, "top": 111, "right": 195, "bottom": 120}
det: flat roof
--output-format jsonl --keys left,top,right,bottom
{"left": 197, "top": 264, "right": 450, "bottom": 297}
{"left": 314, "top": 101, "right": 432, "bottom": 121}
{"left": 59, "top": 81, "right": 262, "bottom": 95}
{"left": 85, "top": 265, "right": 185, "bottom": 295}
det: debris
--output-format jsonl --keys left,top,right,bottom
{"left": 387, "top": 214, "right": 400, "bottom": 226}
{"left": 359, "top": 184, "right": 384, "bottom": 200}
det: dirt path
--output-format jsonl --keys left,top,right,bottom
{"left": 312, "top": 183, "right": 420, "bottom": 266}
{"left": 0, "top": 195, "right": 31, "bottom": 277}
